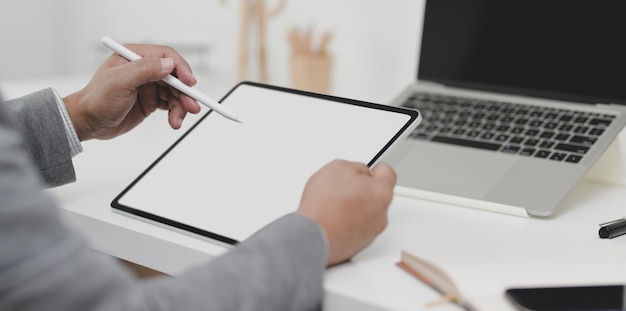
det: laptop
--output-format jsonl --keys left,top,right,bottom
{"left": 386, "top": 0, "right": 626, "bottom": 217}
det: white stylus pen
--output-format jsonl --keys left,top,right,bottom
{"left": 101, "top": 36, "right": 241, "bottom": 123}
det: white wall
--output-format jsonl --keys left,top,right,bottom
{"left": 0, "top": 0, "right": 423, "bottom": 103}
{"left": 0, "top": 1, "right": 65, "bottom": 78}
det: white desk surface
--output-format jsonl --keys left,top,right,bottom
{"left": 6, "top": 75, "right": 626, "bottom": 311}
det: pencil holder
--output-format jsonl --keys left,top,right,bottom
{"left": 290, "top": 52, "right": 332, "bottom": 94}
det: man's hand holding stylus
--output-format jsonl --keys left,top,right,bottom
{"left": 63, "top": 43, "right": 201, "bottom": 141}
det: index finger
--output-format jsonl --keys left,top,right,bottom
{"left": 125, "top": 43, "right": 197, "bottom": 87}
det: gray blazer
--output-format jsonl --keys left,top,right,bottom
{"left": 0, "top": 88, "right": 326, "bottom": 311}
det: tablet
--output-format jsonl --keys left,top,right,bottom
{"left": 112, "top": 82, "right": 420, "bottom": 245}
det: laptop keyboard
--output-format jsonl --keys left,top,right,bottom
{"left": 401, "top": 92, "right": 615, "bottom": 164}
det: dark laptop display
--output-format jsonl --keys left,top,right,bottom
{"left": 419, "top": 0, "right": 626, "bottom": 105}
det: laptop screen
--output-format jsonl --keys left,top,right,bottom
{"left": 418, "top": 0, "right": 626, "bottom": 105}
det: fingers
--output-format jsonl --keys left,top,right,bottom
{"left": 118, "top": 57, "right": 175, "bottom": 87}
{"left": 168, "top": 97, "right": 185, "bottom": 129}
{"left": 333, "top": 160, "right": 397, "bottom": 186}
{"left": 106, "top": 42, "right": 197, "bottom": 90}
{"left": 119, "top": 50, "right": 200, "bottom": 129}
{"left": 179, "top": 93, "right": 202, "bottom": 114}
{"left": 120, "top": 45, "right": 200, "bottom": 129}
{"left": 327, "top": 159, "right": 370, "bottom": 175}
{"left": 71, "top": 42, "right": 201, "bottom": 141}
{"left": 125, "top": 43, "right": 197, "bottom": 87}
{"left": 159, "top": 88, "right": 201, "bottom": 130}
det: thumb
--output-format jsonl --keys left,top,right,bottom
{"left": 371, "top": 162, "right": 397, "bottom": 188}
{"left": 121, "top": 57, "right": 174, "bottom": 87}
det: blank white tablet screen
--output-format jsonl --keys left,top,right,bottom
{"left": 114, "top": 83, "right": 419, "bottom": 244}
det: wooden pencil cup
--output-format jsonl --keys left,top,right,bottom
{"left": 291, "top": 53, "right": 332, "bottom": 94}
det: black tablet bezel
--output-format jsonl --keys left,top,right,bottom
{"left": 111, "top": 81, "right": 420, "bottom": 245}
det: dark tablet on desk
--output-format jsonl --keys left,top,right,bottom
{"left": 111, "top": 82, "right": 421, "bottom": 245}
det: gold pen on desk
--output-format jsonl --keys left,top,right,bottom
{"left": 396, "top": 261, "right": 460, "bottom": 307}
{"left": 424, "top": 294, "right": 459, "bottom": 308}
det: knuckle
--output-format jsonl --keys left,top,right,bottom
{"left": 133, "top": 60, "right": 152, "bottom": 77}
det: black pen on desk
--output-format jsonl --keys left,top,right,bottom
{"left": 599, "top": 217, "right": 626, "bottom": 239}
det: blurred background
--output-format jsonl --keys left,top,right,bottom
{"left": 0, "top": 0, "right": 423, "bottom": 104}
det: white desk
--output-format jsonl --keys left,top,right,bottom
{"left": 6, "top": 75, "right": 626, "bottom": 311}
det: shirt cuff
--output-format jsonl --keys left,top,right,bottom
{"left": 52, "top": 88, "right": 83, "bottom": 157}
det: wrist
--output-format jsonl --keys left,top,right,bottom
{"left": 295, "top": 210, "right": 337, "bottom": 266}
{"left": 63, "top": 91, "right": 94, "bottom": 141}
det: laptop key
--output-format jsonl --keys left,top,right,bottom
{"left": 482, "top": 132, "right": 495, "bottom": 140}
{"left": 515, "top": 118, "right": 529, "bottom": 125}
{"left": 565, "top": 154, "right": 583, "bottom": 163}
{"left": 501, "top": 145, "right": 520, "bottom": 154}
{"left": 555, "top": 133, "right": 570, "bottom": 141}
{"left": 589, "top": 128, "right": 605, "bottom": 136}
{"left": 467, "top": 130, "right": 481, "bottom": 137}
{"left": 554, "top": 143, "right": 590, "bottom": 154}
{"left": 570, "top": 135, "right": 597, "bottom": 145}
{"left": 535, "top": 150, "right": 551, "bottom": 158}
{"left": 410, "top": 132, "right": 430, "bottom": 139}
{"left": 545, "top": 122, "right": 558, "bottom": 129}
{"left": 525, "top": 138, "right": 539, "bottom": 146}
{"left": 431, "top": 135, "right": 501, "bottom": 151}
{"left": 526, "top": 129, "right": 540, "bottom": 136}
{"left": 511, "top": 127, "right": 524, "bottom": 134}
{"left": 549, "top": 152, "right": 567, "bottom": 161}
{"left": 573, "top": 126, "right": 589, "bottom": 134}
{"left": 510, "top": 137, "right": 524, "bottom": 144}
{"left": 496, "top": 134, "right": 509, "bottom": 142}
{"left": 545, "top": 113, "right": 558, "bottom": 120}
{"left": 574, "top": 116, "right": 589, "bottom": 123}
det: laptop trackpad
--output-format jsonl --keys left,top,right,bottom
{"left": 391, "top": 140, "right": 517, "bottom": 199}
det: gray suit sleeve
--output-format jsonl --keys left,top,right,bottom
{"left": 4, "top": 88, "right": 75, "bottom": 187}
{"left": 138, "top": 214, "right": 326, "bottom": 311}
{"left": 0, "top": 97, "right": 327, "bottom": 311}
